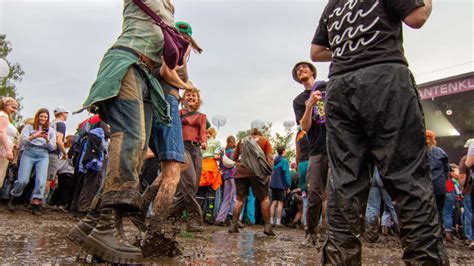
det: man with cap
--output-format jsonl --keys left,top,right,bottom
{"left": 44, "top": 106, "right": 70, "bottom": 202}
{"left": 311, "top": 0, "right": 447, "bottom": 264}
{"left": 292, "top": 61, "right": 328, "bottom": 246}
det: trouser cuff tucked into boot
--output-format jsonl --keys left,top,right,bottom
{"left": 101, "top": 190, "right": 143, "bottom": 212}
{"left": 68, "top": 196, "right": 102, "bottom": 247}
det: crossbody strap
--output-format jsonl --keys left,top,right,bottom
{"left": 132, "top": 0, "right": 167, "bottom": 27}
{"left": 180, "top": 111, "right": 200, "bottom": 119}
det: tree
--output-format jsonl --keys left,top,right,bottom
{"left": 271, "top": 128, "right": 295, "bottom": 162}
{"left": 235, "top": 121, "right": 273, "bottom": 141}
{"left": 0, "top": 34, "right": 25, "bottom": 122}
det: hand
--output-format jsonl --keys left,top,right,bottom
{"left": 201, "top": 143, "right": 208, "bottom": 150}
{"left": 6, "top": 150, "right": 14, "bottom": 161}
{"left": 32, "top": 131, "right": 43, "bottom": 139}
{"left": 61, "top": 152, "right": 69, "bottom": 160}
{"left": 306, "top": 90, "right": 322, "bottom": 108}
{"left": 41, "top": 132, "right": 49, "bottom": 142}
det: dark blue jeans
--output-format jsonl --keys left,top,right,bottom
{"left": 149, "top": 90, "right": 185, "bottom": 163}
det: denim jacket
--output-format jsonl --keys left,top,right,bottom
{"left": 20, "top": 124, "right": 57, "bottom": 152}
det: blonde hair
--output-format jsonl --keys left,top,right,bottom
{"left": 207, "top": 127, "right": 217, "bottom": 139}
{"left": 0, "top": 97, "right": 18, "bottom": 122}
{"left": 182, "top": 86, "right": 203, "bottom": 111}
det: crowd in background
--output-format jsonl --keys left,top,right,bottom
{"left": 1, "top": 95, "right": 473, "bottom": 251}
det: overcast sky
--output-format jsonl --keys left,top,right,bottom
{"left": 1, "top": 0, "right": 473, "bottom": 143}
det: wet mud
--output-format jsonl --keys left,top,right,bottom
{"left": 0, "top": 207, "right": 472, "bottom": 264}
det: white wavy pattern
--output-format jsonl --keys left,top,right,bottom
{"left": 328, "top": 1, "right": 358, "bottom": 19}
{"left": 328, "top": 1, "right": 379, "bottom": 31}
{"left": 328, "top": 0, "right": 380, "bottom": 56}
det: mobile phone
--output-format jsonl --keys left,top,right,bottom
{"left": 42, "top": 128, "right": 49, "bottom": 133}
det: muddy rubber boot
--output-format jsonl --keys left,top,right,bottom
{"left": 130, "top": 185, "right": 159, "bottom": 232}
{"left": 186, "top": 220, "right": 204, "bottom": 233}
{"left": 364, "top": 222, "right": 379, "bottom": 243}
{"left": 68, "top": 196, "right": 101, "bottom": 247}
{"left": 263, "top": 223, "right": 275, "bottom": 236}
{"left": 381, "top": 226, "right": 389, "bottom": 236}
{"left": 445, "top": 232, "right": 454, "bottom": 243}
{"left": 142, "top": 215, "right": 182, "bottom": 258}
{"left": 302, "top": 231, "right": 317, "bottom": 246}
{"left": 228, "top": 221, "right": 239, "bottom": 234}
{"left": 7, "top": 197, "right": 14, "bottom": 212}
{"left": 82, "top": 207, "right": 142, "bottom": 263}
{"left": 31, "top": 204, "right": 42, "bottom": 216}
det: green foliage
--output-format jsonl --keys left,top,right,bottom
{"left": 0, "top": 34, "right": 25, "bottom": 122}
{"left": 236, "top": 122, "right": 273, "bottom": 141}
{"left": 271, "top": 127, "right": 295, "bottom": 162}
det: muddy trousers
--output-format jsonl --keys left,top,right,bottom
{"left": 97, "top": 66, "right": 152, "bottom": 211}
{"left": 170, "top": 149, "right": 203, "bottom": 223}
{"left": 306, "top": 154, "right": 329, "bottom": 234}
{"left": 322, "top": 63, "right": 448, "bottom": 265}
{"left": 185, "top": 142, "right": 203, "bottom": 190}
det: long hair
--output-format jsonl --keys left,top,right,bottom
{"left": 33, "top": 108, "right": 50, "bottom": 131}
{"left": 226, "top": 135, "right": 236, "bottom": 149}
{"left": 182, "top": 86, "right": 203, "bottom": 112}
{"left": 0, "top": 97, "right": 18, "bottom": 122}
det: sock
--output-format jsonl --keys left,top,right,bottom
{"left": 276, "top": 218, "right": 281, "bottom": 225}
{"left": 270, "top": 218, "right": 274, "bottom": 224}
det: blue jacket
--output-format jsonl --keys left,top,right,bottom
{"left": 428, "top": 146, "right": 449, "bottom": 195}
{"left": 270, "top": 155, "right": 291, "bottom": 190}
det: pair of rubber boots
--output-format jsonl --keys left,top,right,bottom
{"left": 228, "top": 221, "right": 275, "bottom": 236}
{"left": 68, "top": 196, "right": 142, "bottom": 264}
{"left": 68, "top": 188, "right": 181, "bottom": 262}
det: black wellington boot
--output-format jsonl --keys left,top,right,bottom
{"left": 7, "top": 197, "right": 15, "bottom": 212}
{"left": 82, "top": 207, "right": 142, "bottom": 263}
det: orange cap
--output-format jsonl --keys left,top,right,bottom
{"left": 426, "top": 130, "right": 436, "bottom": 140}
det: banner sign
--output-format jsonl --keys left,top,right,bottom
{"left": 419, "top": 74, "right": 474, "bottom": 100}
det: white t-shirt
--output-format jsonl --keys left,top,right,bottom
{"left": 0, "top": 111, "right": 18, "bottom": 145}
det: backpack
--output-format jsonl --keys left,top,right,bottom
{"left": 240, "top": 136, "right": 272, "bottom": 184}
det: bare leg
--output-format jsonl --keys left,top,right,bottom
{"left": 260, "top": 196, "right": 271, "bottom": 224}
{"left": 276, "top": 201, "right": 284, "bottom": 222}
{"left": 270, "top": 200, "right": 277, "bottom": 224}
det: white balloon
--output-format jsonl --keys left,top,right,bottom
{"left": 251, "top": 119, "right": 265, "bottom": 131}
{"left": 283, "top": 120, "right": 295, "bottom": 129}
{"left": 212, "top": 115, "right": 227, "bottom": 129}
{"left": 0, "top": 58, "right": 9, "bottom": 78}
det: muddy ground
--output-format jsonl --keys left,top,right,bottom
{"left": 0, "top": 206, "right": 472, "bottom": 264}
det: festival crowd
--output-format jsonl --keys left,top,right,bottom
{"left": 0, "top": 0, "right": 472, "bottom": 264}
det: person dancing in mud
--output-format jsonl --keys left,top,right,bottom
{"left": 68, "top": 0, "right": 183, "bottom": 263}
{"left": 311, "top": 0, "right": 448, "bottom": 264}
